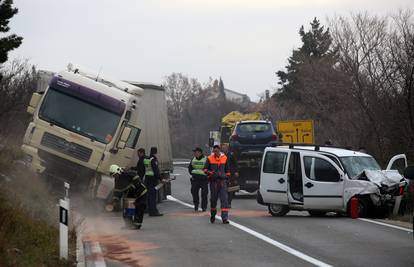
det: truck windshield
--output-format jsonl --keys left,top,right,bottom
{"left": 39, "top": 88, "right": 122, "bottom": 144}
{"left": 340, "top": 156, "right": 381, "bottom": 179}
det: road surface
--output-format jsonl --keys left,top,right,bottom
{"left": 79, "top": 165, "right": 414, "bottom": 267}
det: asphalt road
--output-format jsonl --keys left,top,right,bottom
{"left": 81, "top": 165, "right": 414, "bottom": 267}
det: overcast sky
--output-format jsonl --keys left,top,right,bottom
{"left": 10, "top": 0, "right": 414, "bottom": 101}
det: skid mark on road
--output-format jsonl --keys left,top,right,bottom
{"left": 82, "top": 216, "right": 160, "bottom": 267}
{"left": 167, "top": 195, "right": 333, "bottom": 267}
{"left": 84, "top": 234, "right": 160, "bottom": 267}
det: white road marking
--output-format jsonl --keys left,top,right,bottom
{"left": 167, "top": 195, "right": 333, "bottom": 267}
{"left": 85, "top": 241, "right": 106, "bottom": 267}
{"left": 173, "top": 161, "right": 190, "bottom": 165}
{"left": 358, "top": 218, "right": 413, "bottom": 233}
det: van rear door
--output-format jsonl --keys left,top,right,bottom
{"left": 300, "top": 152, "right": 345, "bottom": 210}
{"left": 260, "top": 150, "right": 289, "bottom": 204}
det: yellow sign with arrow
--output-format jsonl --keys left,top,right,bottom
{"left": 277, "top": 120, "right": 314, "bottom": 144}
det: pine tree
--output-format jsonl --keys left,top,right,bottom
{"left": 276, "top": 18, "right": 334, "bottom": 99}
{"left": 0, "top": 0, "right": 22, "bottom": 65}
{"left": 218, "top": 77, "right": 226, "bottom": 99}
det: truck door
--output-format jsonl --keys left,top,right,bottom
{"left": 110, "top": 124, "right": 141, "bottom": 167}
{"left": 386, "top": 154, "right": 407, "bottom": 173}
{"left": 300, "top": 152, "right": 345, "bottom": 210}
{"left": 260, "top": 151, "right": 289, "bottom": 204}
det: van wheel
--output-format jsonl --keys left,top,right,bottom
{"left": 308, "top": 210, "right": 327, "bottom": 217}
{"left": 268, "top": 204, "right": 289, "bottom": 216}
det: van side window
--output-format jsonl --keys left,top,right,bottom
{"left": 126, "top": 125, "right": 141, "bottom": 149}
{"left": 263, "top": 152, "right": 287, "bottom": 174}
{"left": 304, "top": 157, "right": 340, "bottom": 182}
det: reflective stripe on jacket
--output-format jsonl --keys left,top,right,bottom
{"left": 191, "top": 156, "right": 207, "bottom": 176}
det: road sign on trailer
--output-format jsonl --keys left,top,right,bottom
{"left": 277, "top": 120, "right": 314, "bottom": 144}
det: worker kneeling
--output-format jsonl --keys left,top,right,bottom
{"left": 109, "top": 165, "right": 147, "bottom": 229}
{"left": 204, "top": 145, "right": 231, "bottom": 224}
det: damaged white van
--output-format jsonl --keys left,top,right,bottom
{"left": 257, "top": 145, "right": 408, "bottom": 217}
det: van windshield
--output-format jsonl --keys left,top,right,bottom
{"left": 340, "top": 156, "right": 381, "bottom": 179}
{"left": 39, "top": 87, "right": 122, "bottom": 144}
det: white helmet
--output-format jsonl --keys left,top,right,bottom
{"left": 109, "top": 164, "right": 123, "bottom": 175}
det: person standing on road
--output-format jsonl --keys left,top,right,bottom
{"left": 134, "top": 148, "right": 146, "bottom": 179}
{"left": 188, "top": 147, "right": 208, "bottom": 212}
{"left": 109, "top": 165, "right": 147, "bottom": 229}
{"left": 221, "top": 144, "right": 239, "bottom": 208}
{"left": 145, "top": 146, "right": 163, "bottom": 216}
{"left": 204, "top": 145, "right": 231, "bottom": 224}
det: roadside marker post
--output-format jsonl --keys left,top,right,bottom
{"left": 59, "top": 182, "right": 70, "bottom": 260}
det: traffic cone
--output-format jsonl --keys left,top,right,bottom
{"left": 350, "top": 197, "right": 359, "bottom": 219}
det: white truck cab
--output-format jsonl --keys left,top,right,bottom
{"left": 257, "top": 145, "right": 408, "bottom": 217}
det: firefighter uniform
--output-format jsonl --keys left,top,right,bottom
{"left": 188, "top": 154, "right": 208, "bottom": 211}
{"left": 110, "top": 165, "right": 147, "bottom": 229}
{"left": 204, "top": 153, "right": 231, "bottom": 224}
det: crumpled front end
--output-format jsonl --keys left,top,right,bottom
{"left": 345, "top": 170, "right": 407, "bottom": 211}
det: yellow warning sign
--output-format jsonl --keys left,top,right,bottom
{"left": 277, "top": 120, "right": 314, "bottom": 144}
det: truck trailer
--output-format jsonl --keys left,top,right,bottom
{"left": 22, "top": 65, "right": 173, "bottom": 201}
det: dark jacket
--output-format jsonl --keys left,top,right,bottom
{"left": 149, "top": 154, "right": 161, "bottom": 180}
{"left": 114, "top": 169, "right": 138, "bottom": 192}
{"left": 226, "top": 152, "right": 238, "bottom": 176}
{"left": 134, "top": 156, "right": 146, "bottom": 178}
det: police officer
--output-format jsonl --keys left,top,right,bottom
{"left": 144, "top": 147, "right": 163, "bottom": 216}
{"left": 188, "top": 147, "right": 208, "bottom": 212}
{"left": 109, "top": 165, "right": 147, "bottom": 229}
{"left": 132, "top": 148, "right": 146, "bottom": 179}
{"left": 204, "top": 145, "right": 231, "bottom": 224}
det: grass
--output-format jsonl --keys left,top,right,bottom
{"left": 0, "top": 143, "right": 76, "bottom": 266}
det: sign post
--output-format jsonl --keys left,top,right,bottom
{"left": 59, "top": 182, "right": 70, "bottom": 260}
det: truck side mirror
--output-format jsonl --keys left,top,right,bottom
{"left": 403, "top": 166, "right": 414, "bottom": 180}
{"left": 27, "top": 93, "right": 42, "bottom": 114}
{"left": 117, "top": 127, "right": 131, "bottom": 149}
{"left": 208, "top": 138, "right": 214, "bottom": 147}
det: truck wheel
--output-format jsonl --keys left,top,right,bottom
{"left": 268, "top": 204, "right": 289, "bottom": 217}
{"left": 308, "top": 210, "right": 327, "bottom": 217}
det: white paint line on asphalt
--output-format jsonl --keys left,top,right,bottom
{"left": 173, "top": 161, "right": 190, "bottom": 165}
{"left": 357, "top": 218, "right": 413, "bottom": 233}
{"left": 167, "top": 195, "right": 333, "bottom": 267}
{"left": 85, "top": 241, "right": 106, "bottom": 267}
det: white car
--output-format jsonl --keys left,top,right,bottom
{"left": 257, "top": 145, "right": 408, "bottom": 217}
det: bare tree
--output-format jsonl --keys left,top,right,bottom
{"left": 0, "top": 59, "right": 37, "bottom": 142}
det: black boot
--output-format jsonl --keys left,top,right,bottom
{"left": 210, "top": 210, "right": 216, "bottom": 223}
{"left": 194, "top": 204, "right": 198, "bottom": 212}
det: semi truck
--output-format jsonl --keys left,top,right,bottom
{"left": 22, "top": 65, "right": 173, "bottom": 201}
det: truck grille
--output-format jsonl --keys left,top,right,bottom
{"left": 41, "top": 132, "right": 92, "bottom": 162}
